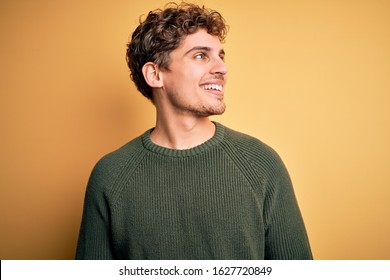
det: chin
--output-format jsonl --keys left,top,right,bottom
{"left": 212, "top": 108, "right": 226, "bottom": 116}
{"left": 203, "top": 105, "right": 226, "bottom": 117}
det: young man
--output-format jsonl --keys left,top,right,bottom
{"left": 76, "top": 2, "right": 312, "bottom": 260}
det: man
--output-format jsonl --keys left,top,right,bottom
{"left": 76, "top": 2, "right": 312, "bottom": 260}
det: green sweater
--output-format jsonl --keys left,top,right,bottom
{"left": 76, "top": 122, "right": 312, "bottom": 259}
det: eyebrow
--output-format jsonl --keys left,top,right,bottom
{"left": 184, "top": 46, "right": 225, "bottom": 56}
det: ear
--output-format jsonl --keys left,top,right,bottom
{"left": 142, "top": 62, "right": 163, "bottom": 88}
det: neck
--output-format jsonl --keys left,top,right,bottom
{"left": 150, "top": 113, "right": 216, "bottom": 150}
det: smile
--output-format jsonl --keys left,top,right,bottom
{"left": 201, "top": 84, "right": 223, "bottom": 91}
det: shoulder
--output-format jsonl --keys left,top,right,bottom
{"left": 219, "top": 124, "right": 291, "bottom": 186}
{"left": 95, "top": 135, "right": 145, "bottom": 172}
{"left": 221, "top": 125, "right": 283, "bottom": 167}
{"left": 86, "top": 134, "right": 147, "bottom": 195}
{"left": 220, "top": 124, "right": 293, "bottom": 194}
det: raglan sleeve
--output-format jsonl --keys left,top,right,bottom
{"left": 75, "top": 159, "right": 114, "bottom": 260}
{"left": 262, "top": 150, "right": 313, "bottom": 260}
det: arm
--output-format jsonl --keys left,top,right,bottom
{"left": 75, "top": 162, "right": 114, "bottom": 260}
{"left": 263, "top": 154, "right": 313, "bottom": 260}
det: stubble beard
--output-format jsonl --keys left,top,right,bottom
{"left": 168, "top": 90, "right": 226, "bottom": 118}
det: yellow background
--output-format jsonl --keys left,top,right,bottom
{"left": 1, "top": 0, "right": 389, "bottom": 259}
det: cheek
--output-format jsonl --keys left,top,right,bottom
{"left": 181, "top": 69, "right": 198, "bottom": 80}
{"left": 163, "top": 66, "right": 203, "bottom": 92}
{"left": 177, "top": 72, "right": 201, "bottom": 91}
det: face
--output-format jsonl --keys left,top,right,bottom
{"left": 159, "top": 29, "right": 228, "bottom": 117}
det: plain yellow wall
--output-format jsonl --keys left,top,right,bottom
{"left": 1, "top": 0, "right": 389, "bottom": 259}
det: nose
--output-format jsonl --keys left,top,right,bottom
{"left": 211, "top": 56, "right": 228, "bottom": 76}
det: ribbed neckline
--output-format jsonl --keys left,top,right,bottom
{"left": 141, "top": 122, "right": 225, "bottom": 157}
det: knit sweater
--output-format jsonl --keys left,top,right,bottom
{"left": 76, "top": 122, "right": 312, "bottom": 260}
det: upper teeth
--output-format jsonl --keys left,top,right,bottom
{"left": 202, "top": 84, "right": 222, "bottom": 91}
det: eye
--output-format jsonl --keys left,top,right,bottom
{"left": 194, "top": 53, "right": 207, "bottom": 60}
{"left": 219, "top": 54, "right": 225, "bottom": 62}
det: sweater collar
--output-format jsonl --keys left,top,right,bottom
{"left": 141, "top": 122, "right": 225, "bottom": 157}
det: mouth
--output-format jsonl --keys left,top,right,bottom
{"left": 201, "top": 84, "right": 223, "bottom": 91}
{"left": 200, "top": 83, "right": 224, "bottom": 96}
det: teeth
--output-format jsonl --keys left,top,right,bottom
{"left": 202, "top": 84, "right": 223, "bottom": 91}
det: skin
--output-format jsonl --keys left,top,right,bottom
{"left": 143, "top": 29, "right": 228, "bottom": 149}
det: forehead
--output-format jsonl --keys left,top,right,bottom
{"left": 176, "top": 29, "right": 223, "bottom": 53}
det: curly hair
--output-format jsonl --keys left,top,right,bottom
{"left": 126, "top": 2, "right": 228, "bottom": 101}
